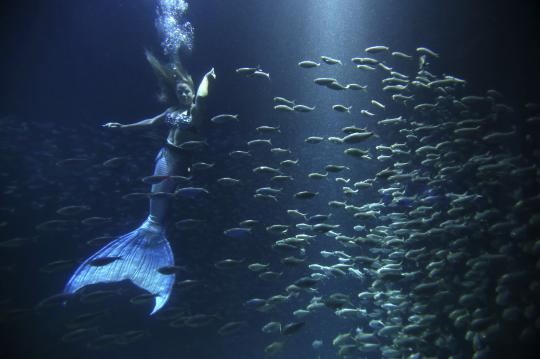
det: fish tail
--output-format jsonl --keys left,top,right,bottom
{"left": 64, "top": 218, "right": 175, "bottom": 314}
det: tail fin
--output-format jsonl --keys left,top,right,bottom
{"left": 64, "top": 219, "right": 174, "bottom": 314}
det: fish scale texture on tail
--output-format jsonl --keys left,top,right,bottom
{"left": 64, "top": 219, "right": 175, "bottom": 314}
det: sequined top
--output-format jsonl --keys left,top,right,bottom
{"left": 165, "top": 109, "right": 193, "bottom": 130}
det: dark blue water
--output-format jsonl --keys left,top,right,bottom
{"left": 1, "top": 1, "right": 540, "bottom": 358}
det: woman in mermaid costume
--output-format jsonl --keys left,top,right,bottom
{"left": 64, "top": 52, "right": 216, "bottom": 314}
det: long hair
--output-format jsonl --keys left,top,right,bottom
{"left": 145, "top": 50, "right": 194, "bottom": 104}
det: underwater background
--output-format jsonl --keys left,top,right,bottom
{"left": 1, "top": 0, "right": 540, "bottom": 358}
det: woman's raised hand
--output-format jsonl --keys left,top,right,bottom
{"left": 206, "top": 68, "right": 216, "bottom": 80}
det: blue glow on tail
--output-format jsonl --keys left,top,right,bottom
{"left": 64, "top": 218, "right": 175, "bottom": 314}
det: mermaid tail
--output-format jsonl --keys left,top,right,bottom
{"left": 64, "top": 218, "right": 174, "bottom": 314}
{"left": 65, "top": 147, "right": 185, "bottom": 314}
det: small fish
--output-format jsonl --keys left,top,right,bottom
{"left": 378, "top": 116, "right": 405, "bottom": 125}
{"left": 298, "top": 60, "right": 320, "bottom": 68}
{"left": 253, "top": 166, "right": 282, "bottom": 175}
{"left": 174, "top": 187, "right": 209, "bottom": 198}
{"left": 256, "top": 187, "right": 282, "bottom": 195}
{"left": 344, "top": 148, "right": 370, "bottom": 159}
{"left": 351, "top": 57, "right": 378, "bottom": 64}
{"left": 262, "top": 321, "right": 282, "bottom": 333}
{"left": 273, "top": 97, "right": 295, "bottom": 106}
{"left": 175, "top": 218, "right": 205, "bottom": 229}
{"left": 314, "top": 77, "right": 338, "bottom": 86}
{"left": 294, "top": 191, "right": 318, "bottom": 199}
{"left": 85, "top": 235, "right": 116, "bottom": 247}
{"left": 251, "top": 70, "right": 270, "bottom": 80}
{"left": 102, "top": 157, "right": 129, "bottom": 168}
{"left": 280, "top": 159, "right": 299, "bottom": 167}
{"left": 270, "top": 175, "right": 294, "bottom": 183}
{"left": 88, "top": 256, "right": 121, "bottom": 267}
{"left": 308, "top": 172, "right": 328, "bottom": 180}
{"left": 210, "top": 114, "right": 239, "bottom": 124}
{"left": 392, "top": 51, "right": 412, "bottom": 59}
{"left": 157, "top": 265, "right": 186, "bottom": 275}
{"left": 305, "top": 136, "right": 324, "bottom": 144}
{"left": 371, "top": 100, "right": 386, "bottom": 109}
{"left": 287, "top": 209, "right": 308, "bottom": 219}
{"left": 346, "top": 83, "right": 368, "bottom": 91}
{"left": 294, "top": 277, "right": 319, "bottom": 288}
{"left": 178, "top": 140, "right": 209, "bottom": 151}
{"left": 365, "top": 45, "right": 389, "bottom": 53}
{"left": 264, "top": 341, "right": 285, "bottom": 356}
{"left": 293, "top": 104, "right": 316, "bottom": 112}
{"left": 360, "top": 110, "right": 375, "bottom": 117}
{"left": 341, "top": 131, "right": 375, "bottom": 143}
{"left": 191, "top": 162, "right": 214, "bottom": 171}
{"left": 266, "top": 224, "right": 289, "bottom": 233}
{"left": 281, "top": 321, "right": 305, "bottom": 335}
{"left": 378, "top": 62, "right": 392, "bottom": 71}
{"left": 247, "top": 139, "right": 272, "bottom": 147}
{"left": 416, "top": 47, "right": 439, "bottom": 58}
{"left": 254, "top": 194, "right": 278, "bottom": 202}
{"left": 228, "top": 150, "right": 251, "bottom": 159}
{"left": 243, "top": 298, "right": 267, "bottom": 308}
{"left": 333, "top": 104, "right": 351, "bottom": 113}
{"left": 356, "top": 64, "right": 376, "bottom": 71}
{"left": 274, "top": 104, "right": 294, "bottom": 112}
{"left": 223, "top": 227, "right": 252, "bottom": 238}
{"left": 214, "top": 258, "right": 245, "bottom": 269}
{"left": 343, "top": 125, "right": 366, "bottom": 133}
{"left": 256, "top": 125, "right": 280, "bottom": 133}
{"left": 248, "top": 263, "right": 269, "bottom": 272}
{"left": 236, "top": 66, "right": 260, "bottom": 75}
{"left": 259, "top": 271, "right": 283, "bottom": 281}
{"left": 217, "top": 177, "right": 241, "bottom": 186}
{"left": 79, "top": 289, "right": 123, "bottom": 304}
{"left": 327, "top": 136, "right": 344, "bottom": 144}
{"left": 239, "top": 219, "right": 259, "bottom": 227}
{"left": 308, "top": 214, "right": 332, "bottom": 223}
{"left": 320, "top": 56, "right": 342, "bottom": 65}
{"left": 36, "top": 292, "right": 75, "bottom": 310}
{"left": 56, "top": 205, "right": 91, "bottom": 216}
{"left": 270, "top": 147, "right": 291, "bottom": 155}
{"left": 326, "top": 81, "right": 348, "bottom": 90}
{"left": 40, "top": 259, "right": 78, "bottom": 274}
{"left": 325, "top": 164, "right": 349, "bottom": 172}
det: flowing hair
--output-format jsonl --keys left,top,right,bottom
{"left": 145, "top": 50, "right": 194, "bottom": 104}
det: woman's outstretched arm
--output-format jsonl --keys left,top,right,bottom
{"left": 103, "top": 107, "right": 171, "bottom": 129}
{"left": 190, "top": 68, "right": 216, "bottom": 128}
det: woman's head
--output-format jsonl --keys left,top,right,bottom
{"left": 146, "top": 50, "right": 194, "bottom": 108}
{"left": 175, "top": 80, "right": 194, "bottom": 107}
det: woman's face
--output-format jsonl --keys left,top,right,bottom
{"left": 176, "top": 83, "right": 194, "bottom": 107}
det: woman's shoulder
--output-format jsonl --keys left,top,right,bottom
{"left": 166, "top": 106, "right": 189, "bottom": 115}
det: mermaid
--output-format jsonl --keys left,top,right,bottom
{"left": 64, "top": 51, "right": 216, "bottom": 314}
